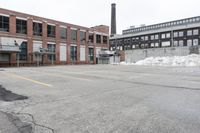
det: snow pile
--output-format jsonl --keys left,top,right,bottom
{"left": 134, "top": 54, "right": 200, "bottom": 67}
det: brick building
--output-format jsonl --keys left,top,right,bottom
{"left": 0, "top": 8, "right": 109, "bottom": 66}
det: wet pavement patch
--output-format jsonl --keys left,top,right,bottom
{"left": 0, "top": 85, "right": 28, "bottom": 102}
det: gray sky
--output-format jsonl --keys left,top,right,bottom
{"left": 0, "top": 0, "right": 200, "bottom": 34}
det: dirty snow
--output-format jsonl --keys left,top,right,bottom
{"left": 122, "top": 54, "right": 200, "bottom": 67}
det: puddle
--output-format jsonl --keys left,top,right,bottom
{"left": 0, "top": 85, "right": 28, "bottom": 102}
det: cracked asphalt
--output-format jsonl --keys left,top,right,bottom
{"left": 0, "top": 65, "right": 200, "bottom": 133}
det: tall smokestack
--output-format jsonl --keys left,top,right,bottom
{"left": 111, "top": 3, "right": 116, "bottom": 36}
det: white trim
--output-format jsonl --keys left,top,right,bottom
{"left": 33, "top": 20, "right": 42, "bottom": 23}
{"left": 80, "top": 45, "right": 85, "bottom": 48}
{"left": 80, "top": 29, "right": 86, "bottom": 32}
{"left": 88, "top": 46, "right": 94, "bottom": 48}
{"left": 60, "top": 43, "right": 67, "bottom": 46}
{"left": 33, "top": 41, "right": 42, "bottom": 44}
{"left": 0, "top": 13, "right": 9, "bottom": 17}
{"left": 60, "top": 25, "right": 67, "bottom": 28}
{"left": 94, "top": 31, "right": 102, "bottom": 35}
{"left": 70, "top": 44, "right": 77, "bottom": 46}
{"left": 101, "top": 33, "right": 109, "bottom": 36}
{"left": 71, "top": 27, "right": 77, "bottom": 30}
{"left": 16, "top": 17, "right": 27, "bottom": 20}
{"left": 89, "top": 31, "right": 94, "bottom": 33}
{"left": 47, "top": 23, "right": 56, "bottom": 26}
{"left": 47, "top": 42, "right": 56, "bottom": 44}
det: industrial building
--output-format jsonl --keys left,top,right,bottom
{"left": 0, "top": 8, "right": 109, "bottom": 67}
{"left": 110, "top": 16, "right": 200, "bottom": 51}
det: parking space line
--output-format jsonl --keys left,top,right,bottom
{"left": 45, "top": 73, "right": 92, "bottom": 82}
{"left": 1, "top": 72, "right": 53, "bottom": 87}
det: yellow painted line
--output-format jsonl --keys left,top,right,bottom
{"left": 1, "top": 72, "right": 52, "bottom": 87}
{"left": 46, "top": 73, "right": 92, "bottom": 82}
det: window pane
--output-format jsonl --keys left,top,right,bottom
{"left": 47, "top": 25, "right": 55, "bottom": 37}
{"left": 60, "top": 28, "right": 67, "bottom": 39}
{"left": 16, "top": 19, "right": 27, "bottom": 34}
{"left": 193, "top": 29, "right": 199, "bottom": 35}
{"left": 71, "top": 30, "right": 77, "bottom": 41}
{"left": 80, "top": 31, "right": 86, "bottom": 42}
{"left": 33, "top": 22, "right": 42, "bottom": 36}
{"left": 187, "top": 30, "right": 192, "bottom": 36}
{"left": 96, "top": 34, "right": 101, "bottom": 43}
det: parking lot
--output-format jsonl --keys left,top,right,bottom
{"left": 1, "top": 65, "right": 200, "bottom": 133}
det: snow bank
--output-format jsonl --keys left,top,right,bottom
{"left": 123, "top": 54, "right": 200, "bottom": 67}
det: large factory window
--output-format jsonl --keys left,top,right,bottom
{"left": 193, "top": 29, "right": 199, "bottom": 35}
{"left": 16, "top": 19, "right": 27, "bottom": 34}
{"left": 103, "top": 36, "right": 108, "bottom": 44}
{"left": 187, "top": 30, "right": 192, "bottom": 36}
{"left": 47, "top": 44, "right": 56, "bottom": 61}
{"left": 96, "top": 34, "right": 101, "bottom": 43}
{"left": 60, "top": 27, "right": 67, "bottom": 39}
{"left": 47, "top": 25, "right": 56, "bottom": 38}
{"left": 70, "top": 46, "right": 77, "bottom": 62}
{"left": 71, "top": 29, "right": 77, "bottom": 41}
{"left": 0, "top": 15, "right": 9, "bottom": 32}
{"left": 33, "top": 22, "right": 42, "bottom": 36}
{"left": 193, "top": 39, "right": 199, "bottom": 46}
{"left": 179, "top": 31, "right": 184, "bottom": 37}
{"left": 89, "top": 33, "right": 94, "bottom": 43}
{"left": 80, "top": 31, "right": 86, "bottom": 42}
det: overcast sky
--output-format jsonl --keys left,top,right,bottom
{"left": 0, "top": 0, "right": 200, "bottom": 34}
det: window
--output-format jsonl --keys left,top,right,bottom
{"left": 33, "top": 22, "right": 42, "bottom": 36}
{"left": 71, "top": 29, "right": 77, "bottom": 41}
{"left": 19, "top": 42, "right": 27, "bottom": 60}
{"left": 70, "top": 46, "right": 77, "bottom": 62}
{"left": 151, "top": 35, "right": 154, "bottom": 40}
{"left": 47, "top": 44, "right": 56, "bottom": 61}
{"left": 155, "top": 34, "right": 159, "bottom": 40}
{"left": 166, "top": 33, "right": 171, "bottom": 38}
{"left": 89, "top": 48, "right": 94, "bottom": 62}
{"left": 80, "top": 31, "right": 86, "bottom": 42}
{"left": 47, "top": 25, "right": 55, "bottom": 37}
{"left": 16, "top": 19, "right": 27, "bottom": 34}
{"left": 96, "top": 34, "right": 101, "bottom": 43}
{"left": 187, "top": 39, "right": 192, "bottom": 46}
{"left": 89, "top": 33, "right": 94, "bottom": 43}
{"left": 187, "top": 30, "right": 192, "bottom": 36}
{"left": 179, "top": 31, "right": 184, "bottom": 37}
{"left": 103, "top": 36, "right": 108, "bottom": 44}
{"left": 193, "top": 39, "right": 199, "bottom": 46}
{"left": 60, "top": 27, "right": 67, "bottom": 39}
{"left": 161, "top": 34, "right": 165, "bottom": 39}
{"left": 193, "top": 29, "right": 199, "bottom": 35}
{"left": 173, "top": 41, "right": 178, "bottom": 47}
{"left": 173, "top": 32, "right": 178, "bottom": 38}
{"left": 151, "top": 43, "right": 154, "bottom": 48}
{"left": 145, "top": 36, "right": 148, "bottom": 41}
{"left": 162, "top": 41, "right": 170, "bottom": 47}
{"left": 155, "top": 43, "right": 159, "bottom": 47}
{"left": 141, "top": 36, "right": 144, "bottom": 41}
{"left": 0, "top": 15, "right": 9, "bottom": 32}
{"left": 179, "top": 40, "right": 184, "bottom": 46}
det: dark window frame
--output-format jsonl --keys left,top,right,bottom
{"left": 33, "top": 22, "right": 42, "bottom": 36}
{"left": 16, "top": 19, "right": 27, "bottom": 34}
{"left": 47, "top": 25, "right": 56, "bottom": 38}
{"left": 0, "top": 15, "right": 9, "bottom": 32}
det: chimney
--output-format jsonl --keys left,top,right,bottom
{"left": 111, "top": 3, "right": 117, "bottom": 36}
